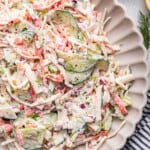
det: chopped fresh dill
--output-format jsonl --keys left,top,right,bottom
{"left": 138, "top": 11, "right": 150, "bottom": 49}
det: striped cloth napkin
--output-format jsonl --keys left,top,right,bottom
{"left": 118, "top": 0, "right": 150, "bottom": 150}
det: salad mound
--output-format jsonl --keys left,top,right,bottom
{"left": 0, "top": 0, "right": 134, "bottom": 150}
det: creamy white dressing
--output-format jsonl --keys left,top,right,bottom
{"left": 0, "top": 0, "right": 134, "bottom": 149}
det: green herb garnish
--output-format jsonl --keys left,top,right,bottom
{"left": 138, "top": 11, "right": 150, "bottom": 49}
{"left": 28, "top": 113, "right": 38, "bottom": 120}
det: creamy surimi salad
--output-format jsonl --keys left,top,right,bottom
{"left": 0, "top": 0, "right": 135, "bottom": 150}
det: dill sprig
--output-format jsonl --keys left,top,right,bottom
{"left": 138, "top": 11, "right": 150, "bottom": 49}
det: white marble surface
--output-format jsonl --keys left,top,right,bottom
{"left": 118, "top": 0, "right": 148, "bottom": 23}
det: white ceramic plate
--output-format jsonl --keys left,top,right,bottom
{"left": 0, "top": 0, "right": 149, "bottom": 150}
{"left": 91, "top": 0, "right": 149, "bottom": 149}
